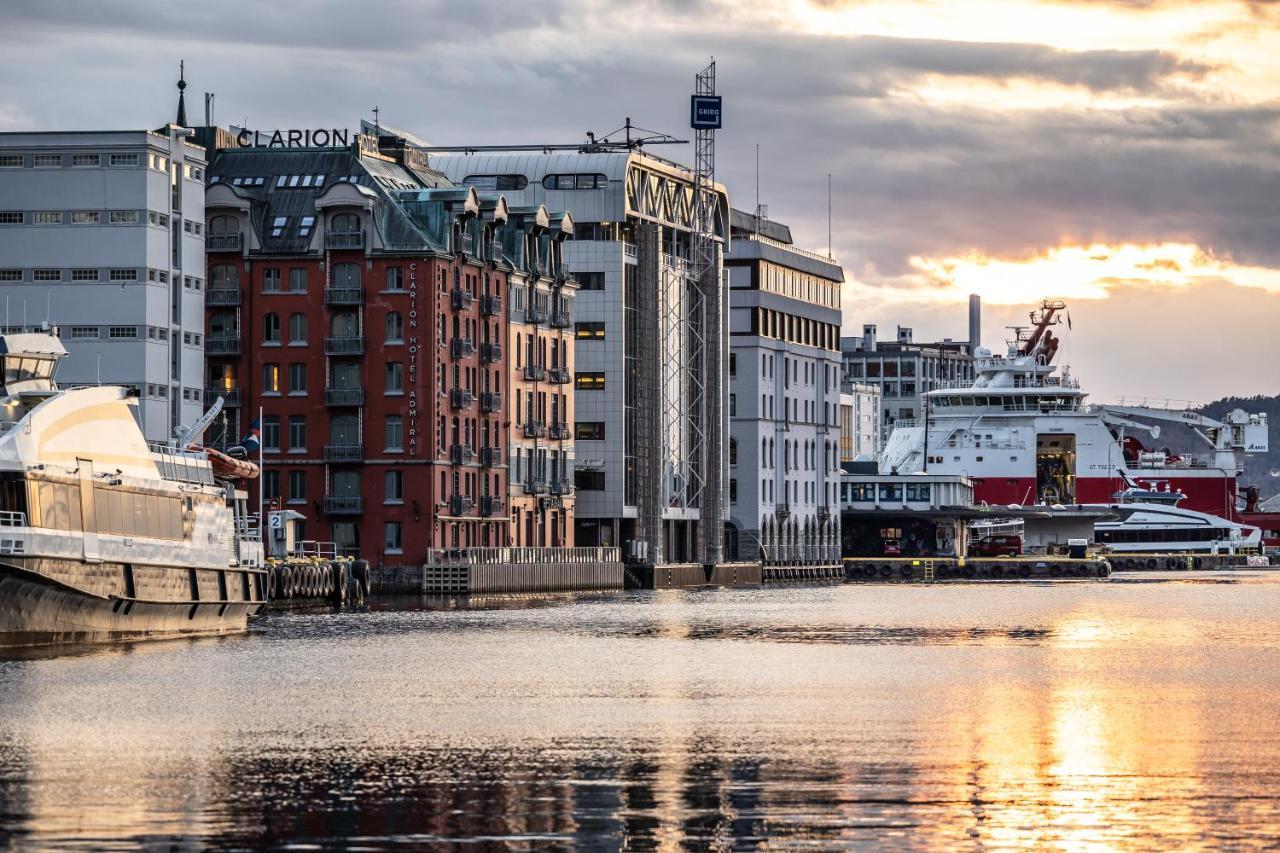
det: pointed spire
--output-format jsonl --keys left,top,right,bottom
{"left": 176, "top": 60, "right": 188, "bottom": 127}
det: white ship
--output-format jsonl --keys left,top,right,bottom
{"left": 0, "top": 329, "right": 267, "bottom": 646}
{"left": 1092, "top": 489, "right": 1261, "bottom": 554}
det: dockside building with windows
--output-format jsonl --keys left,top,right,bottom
{"left": 0, "top": 127, "right": 209, "bottom": 442}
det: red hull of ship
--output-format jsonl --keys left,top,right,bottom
{"left": 970, "top": 474, "right": 1239, "bottom": 519}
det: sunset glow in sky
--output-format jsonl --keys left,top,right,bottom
{"left": 3, "top": 0, "right": 1279, "bottom": 399}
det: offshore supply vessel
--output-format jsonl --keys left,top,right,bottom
{"left": 0, "top": 329, "right": 267, "bottom": 646}
{"left": 879, "top": 300, "right": 1270, "bottom": 522}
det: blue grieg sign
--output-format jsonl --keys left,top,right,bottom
{"left": 690, "top": 95, "right": 723, "bottom": 129}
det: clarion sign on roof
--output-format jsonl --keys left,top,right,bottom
{"left": 235, "top": 128, "right": 352, "bottom": 149}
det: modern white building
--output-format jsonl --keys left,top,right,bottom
{"left": 435, "top": 148, "right": 729, "bottom": 564}
{"left": 839, "top": 383, "right": 881, "bottom": 464}
{"left": 0, "top": 124, "right": 208, "bottom": 443}
{"left": 724, "top": 209, "right": 843, "bottom": 565}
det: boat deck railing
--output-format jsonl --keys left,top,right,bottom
{"left": 235, "top": 515, "right": 261, "bottom": 542}
{"left": 295, "top": 540, "right": 339, "bottom": 559}
{"left": 150, "top": 442, "right": 215, "bottom": 485}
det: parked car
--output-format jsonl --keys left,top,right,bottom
{"left": 970, "top": 534, "right": 1022, "bottom": 557}
{"left": 883, "top": 540, "right": 903, "bottom": 556}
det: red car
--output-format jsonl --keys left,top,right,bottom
{"left": 883, "top": 540, "right": 903, "bottom": 556}
{"left": 970, "top": 535, "right": 1022, "bottom": 558}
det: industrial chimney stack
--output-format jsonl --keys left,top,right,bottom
{"left": 968, "top": 293, "right": 982, "bottom": 352}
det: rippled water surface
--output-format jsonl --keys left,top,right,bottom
{"left": 3, "top": 573, "right": 1280, "bottom": 849}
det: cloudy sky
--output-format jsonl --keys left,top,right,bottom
{"left": 4, "top": 0, "right": 1279, "bottom": 402}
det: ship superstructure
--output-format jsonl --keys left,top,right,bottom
{"left": 880, "top": 300, "right": 1268, "bottom": 519}
{"left": 0, "top": 328, "right": 267, "bottom": 645}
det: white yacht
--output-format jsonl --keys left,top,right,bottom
{"left": 0, "top": 329, "right": 267, "bottom": 646}
{"left": 1092, "top": 489, "right": 1261, "bottom": 555}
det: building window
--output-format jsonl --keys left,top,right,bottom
{"left": 262, "top": 416, "right": 281, "bottom": 451}
{"left": 729, "top": 394, "right": 736, "bottom": 416}
{"left": 288, "top": 363, "right": 307, "bottom": 395}
{"left": 34, "top": 269, "right": 62, "bottom": 282}
{"left": 461, "top": 174, "right": 529, "bottom": 191}
{"left": 33, "top": 212, "right": 62, "bottom": 225}
{"left": 0, "top": 211, "right": 24, "bottom": 225}
{"left": 33, "top": 154, "right": 61, "bottom": 168}
{"left": 263, "top": 470, "right": 280, "bottom": 500}
{"left": 288, "top": 416, "right": 307, "bottom": 451}
{"left": 298, "top": 216, "right": 315, "bottom": 239}
{"left": 575, "top": 272, "right": 605, "bottom": 291}
{"left": 210, "top": 264, "right": 238, "bottom": 289}
{"left": 109, "top": 153, "right": 140, "bottom": 167}
{"left": 263, "top": 363, "right": 281, "bottom": 394}
{"left": 71, "top": 211, "right": 100, "bottom": 224}
{"left": 108, "top": 326, "right": 137, "bottom": 339}
{"left": 385, "top": 311, "right": 403, "bottom": 343}
{"left": 109, "top": 210, "right": 139, "bottom": 225}
{"left": 109, "top": 269, "right": 137, "bottom": 282}
{"left": 385, "top": 267, "right": 404, "bottom": 291}
{"left": 575, "top": 422, "right": 606, "bottom": 441}
{"left": 385, "top": 362, "right": 404, "bottom": 394}
{"left": 729, "top": 353, "right": 736, "bottom": 377}
{"left": 70, "top": 326, "right": 99, "bottom": 339}
{"left": 574, "top": 322, "right": 606, "bottom": 340}
{"left": 270, "top": 216, "right": 287, "bottom": 238}
{"left": 263, "top": 268, "right": 282, "bottom": 292}
{"left": 288, "top": 470, "right": 306, "bottom": 503}
{"left": 0, "top": 270, "right": 20, "bottom": 282}
{"left": 574, "top": 470, "right": 606, "bottom": 490}
{"left": 332, "top": 262, "right": 361, "bottom": 288}
{"left": 384, "top": 522, "right": 403, "bottom": 554}
{"left": 287, "top": 313, "right": 307, "bottom": 344}
{"left": 71, "top": 154, "right": 100, "bottom": 167}
{"left": 288, "top": 268, "right": 307, "bottom": 293}
{"left": 385, "top": 416, "right": 404, "bottom": 452}
{"left": 575, "top": 372, "right": 605, "bottom": 390}
{"left": 730, "top": 479, "right": 738, "bottom": 503}
{"left": 0, "top": 155, "right": 22, "bottom": 168}
{"left": 208, "top": 214, "right": 237, "bottom": 235}
{"left": 385, "top": 470, "right": 403, "bottom": 504}
{"left": 263, "top": 313, "right": 281, "bottom": 344}
{"left": 542, "top": 173, "right": 607, "bottom": 190}
{"left": 71, "top": 269, "right": 99, "bottom": 281}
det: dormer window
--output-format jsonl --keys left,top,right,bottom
{"left": 270, "top": 216, "right": 287, "bottom": 238}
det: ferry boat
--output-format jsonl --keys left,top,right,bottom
{"left": 1091, "top": 489, "right": 1261, "bottom": 554}
{"left": 880, "top": 300, "right": 1269, "bottom": 521}
{"left": 0, "top": 329, "right": 267, "bottom": 646}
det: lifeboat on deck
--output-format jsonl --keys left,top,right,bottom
{"left": 198, "top": 446, "right": 260, "bottom": 481}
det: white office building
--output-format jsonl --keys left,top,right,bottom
{"left": 724, "top": 209, "right": 843, "bottom": 565}
{"left": 840, "top": 384, "right": 882, "bottom": 464}
{"left": 436, "top": 149, "right": 729, "bottom": 563}
{"left": 0, "top": 125, "right": 208, "bottom": 442}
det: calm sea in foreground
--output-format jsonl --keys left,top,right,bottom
{"left": 2, "top": 573, "right": 1280, "bottom": 849}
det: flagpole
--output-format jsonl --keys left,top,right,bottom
{"left": 258, "top": 404, "right": 264, "bottom": 530}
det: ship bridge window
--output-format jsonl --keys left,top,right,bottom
{"left": 3, "top": 357, "right": 54, "bottom": 384}
{"left": 463, "top": 174, "right": 528, "bottom": 191}
{"left": 542, "top": 173, "right": 608, "bottom": 190}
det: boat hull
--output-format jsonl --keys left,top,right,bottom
{"left": 0, "top": 558, "right": 266, "bottom": 647}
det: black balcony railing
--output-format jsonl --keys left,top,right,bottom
{"left": 324, "top": 335, "right": 364, "bottom": 356}
{"left": 480, "top": 342, "right": 502, "bottom": 363}
{"left": 206, "top": 288, "right": 242, "bottom": 306}
{"left": 449, "top": 495, "right": 474, "bottom": 516}
{"left": 207, "top": 233, "right": 242, "bottom": 252}
{"left": 526, "top": 304, "right": 549, "bottom": 324}
{"left": 480, "top": 495, "right": 503, "bottom": 516}
{"left": 525, "top": 480, "right": 549, "bottom": 495}
{"left": 324, "top": 287, "right": 365, "bottom": 305}
{"left": 524, "top": 421, "right": 547, "bottom": 439}
{"left": 451, "top": 288, "right": 474, "bottom": 310}
{"left": 451, "top": 337, "right": 475, "bottom": 359}
{"left": 523, "top": 365, "right": 547, "bottom": 382}
{"left": 450, "top": 388, "right": 475, "bottom": 410}
{"left": 450, "top": 444, "right": 475, "bottom": 465}
{"left": 548, "top": 368, "right": 570, "bottom": 384}
{"left": 324, "top": 387, "right": 364, "bottom": 407}
{"left": 206, "top": 336, "right": 241, "bottom": 356}
{"left": 549, "top": 422, "right": 570, "bottom": 440}
{"left": 550, "top": 479, "right": 574, "bottom": 496}
{"left": 326, "top": 230, "right": 365, "bottom": 250}
{"left": 324, "top": 443, "right": 364, "bottom": 463}
{"left": 480, "top": 392, "right": 501, "bottom": 413}
{"left": 323, "top": 495, "right": 365, "bottom": 515}
{"left": 550, "top": 309, "right": 572, "bottom": 329}
{"left": 205, "top": 387, "right": 241, "bottom": 407}
{"left": 480, "top": 295, "right": 502, "bottom": 316}
{"left": 480, "top": 446, "right": 502, "bottom": 467}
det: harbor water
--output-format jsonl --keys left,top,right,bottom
{"left": 3, "top": 574, "right": 1280, "bottom": 848}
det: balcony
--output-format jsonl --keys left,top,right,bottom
{"left": 480, "top": 495, "right": 504, "bottom": 516}
{"left": 206, "top": 335, "right": 241, "bottom": 356}
{"left": 487, "top": 240, "right": 503, "bottom": 264}
{"left": 480, "top": 342, "right": 502, "bottom": 363}
{"left": 323, "top": 495, "right": 365, "bottom": 515}
{"left": 325, "top": 229, "right": 365, "bottom": 250}
{"left": 450, "top": 444, "right": 475, "bottom": 465}
{"left": 207, "top": 233, "right": 242, "bottom": 252}
{"left": 450, "top": 388, "right": 475, "bottom": 410}
{"left": 324, "top": 335, "right": 364, "bottom": 356}
{"left": 324, "top": 443, "right": 363, "bottom": 463}
{"left": 526, "top": 303, "right": 549, "bottom": 324}
{"left": 524, "top": 421, "right": 547, "bottom": 439}
{"left": 205, "top": 387, "right": 241, "bottom": 407}
{"left": 549, "top": 422, "right": 570, "bottom": 440}
{"left": 480, "top": 446, "right": 502, "bottom": 467}
{"left": 548, "top": 367, "right": 570, "bottom": 385}
{"left": 455, "top": 231, "right": 474, "bottom": 256}
{"left": 451, "top": 337, "right": 475, "bottom": 359}
{"left": 451, "top": 288, "right": 474, "bottom": 310}
{"left": 524, "top": 480, "right": 549, "bottom": 496}
{"left": 480, "top": 295, "right": 502, "bottom": 316}
{"left": 550, "top": 479, "right": 574, "bottom": 496}
{"left": 449, "top": 494, "right": 474, "bottom": 516}
{"left": 324, "top": 287, "right": 364, "bottom": 306}
{"left": 206, "top": 288, "right": 242, "bottom": 306}
{"left": 523, "top": 364, "right": 547, "bottom": 382}
{"left": 480, "top": 392, "right": 501, "bottom": 413}
{"left": 324, "top": 387, "right": 364, "bottom": 407}
{"left": 550, "top": 308, "right": 572, "bottom": 329}
{"left": 554, "top": 263, "right": 570, "bottom": 283}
